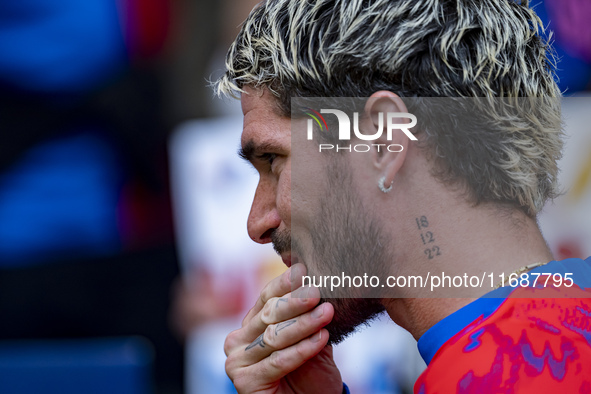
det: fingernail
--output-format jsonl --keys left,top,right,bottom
{"left": 313, "top": 304, "right": 324, "bottom": 319}
{"left": 311, "top": 331, "right": 322, "bottom": 343}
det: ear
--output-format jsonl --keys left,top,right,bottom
{"left": 362, "top": 91, "right": 413, "bottom": 191}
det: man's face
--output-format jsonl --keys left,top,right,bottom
{"left": 241, "top": 88, "right": 385, "bottom": 344}
{"left": 240, "top": 87, "right": 292, "bottom": 251}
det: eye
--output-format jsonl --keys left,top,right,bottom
{"left": 257, "top": 153, "right": 277, "bottom": 167}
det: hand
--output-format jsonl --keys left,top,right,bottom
{"left": 224, "top": 263, "right": 343, "bottom": 393}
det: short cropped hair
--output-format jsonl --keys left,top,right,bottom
{"left": 215, "top": 0, "right": 563, "bottom": 216}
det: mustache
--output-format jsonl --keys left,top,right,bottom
{"left": 271, "top": 228, "right": 291, "bottom": 255}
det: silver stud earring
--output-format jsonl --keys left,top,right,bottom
{"left": 378, "top": 176, "right": 393, "bottom": 193}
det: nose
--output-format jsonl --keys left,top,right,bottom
{"left": 247, "top": 180, "right": 281, "bottom": 244}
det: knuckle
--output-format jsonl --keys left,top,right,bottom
{"left": 224, "top": 330, "right": 240, "bottom": 356}
{"left": 224, "top": 355, "right": 237, "bottom": 380}
{"left": 269, "top": 350, "right": 286, "bottom": 371}
{"left": 260, "top": 298, "right": 277, "bottom": 324}
{"left": 259, "top": 283, "right": 273, "bottom": 304}
{"left": 232, "top": 375, "right": 248, "bottom": 392}
{"left": 294, "top": 340, "right": 308, "bottom": 360}
{"left": 241, "top": 307, "right": 255, "bottom": 327}
{"left": 225, "top": 357, "right": 250, "bottom": 389}
{"left": 232, "top": 368, "right": 255, "bottom": 392}
{"left": 263, "top": 324, "right": 277, "bottom": 349}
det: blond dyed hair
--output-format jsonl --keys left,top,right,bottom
{"left": 215, "top": 0, "right": 563, "bottom": 216}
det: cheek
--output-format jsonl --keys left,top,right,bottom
{"left": 276, "top": 163, "right": 292, "bottom": 226}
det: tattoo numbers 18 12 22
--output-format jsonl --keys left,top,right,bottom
{"left": 415, "top": 216, "right": 441, "bottom": 259}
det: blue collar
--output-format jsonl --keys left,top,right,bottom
{"left": 417, "top": 257, "right": 591, "bottom": 365}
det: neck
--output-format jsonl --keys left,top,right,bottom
{"left": 380, "top": 182, "right": 553, "bottom": 341}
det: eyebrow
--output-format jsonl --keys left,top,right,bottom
{"left": 238, "top": 140, "right": 284, "bottom": 164}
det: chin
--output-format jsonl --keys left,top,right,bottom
{"left": 322, "top": 297, "right": 385, "bottom": 345}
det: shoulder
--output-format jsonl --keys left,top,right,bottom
{"left": 415, "top": 290, "right": 591, "bottom": 393}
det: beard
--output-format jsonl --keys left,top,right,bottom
{"left": 272, "top": 160, "right": 388, "bottom": 345}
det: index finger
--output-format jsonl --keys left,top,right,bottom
{"left": 242, "top": 263, "right": 307, "bottom": 327}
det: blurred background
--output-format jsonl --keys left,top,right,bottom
{"left": 0, "top": 0, "right": 589, "bottom": 393}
